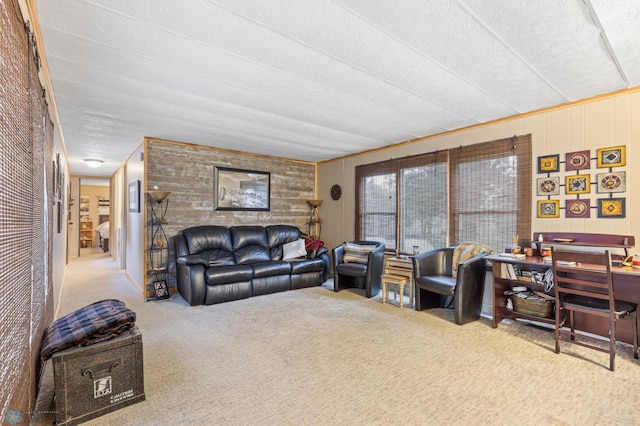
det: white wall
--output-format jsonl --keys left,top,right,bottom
{"left": 124, "top": 143, "right": 146, "bottom": 293}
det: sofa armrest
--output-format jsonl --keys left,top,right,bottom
{"left": 315, "top": 248, "right": 330, "bottom": 282}
{"left": 453, "top": 253, "right": 488, "bottom": 324}
{"left": 455, "top": 252, "right": 488, "bottom": 287}
{"left": 176, "top": 263, "right": 207, "bottom": 306}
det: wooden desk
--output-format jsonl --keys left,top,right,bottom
{"left": 488, "top": 254, "right": 640, "bottom": 345}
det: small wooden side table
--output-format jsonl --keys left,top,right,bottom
{"left": 381, "top": 274, "right": 410, "bottom": 308}
{"left": 382, "top": 256, "right": 414, "bottom": 308}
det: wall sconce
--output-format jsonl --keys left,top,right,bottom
{"left": 84, "top": 159, "right": 103, "bottom": 168}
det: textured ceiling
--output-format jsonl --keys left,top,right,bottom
{"left": 33, "top": 0, "right": 640, "bottom": 177}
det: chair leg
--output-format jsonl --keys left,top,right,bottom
{"left": 555, "top": 311, "right": 561, "bottom": 354}
{"left": 634, "top": 313, "right": 639, "bottom": 360}
{"left": 610, "top": 317, "right": 616, "bottom": 372}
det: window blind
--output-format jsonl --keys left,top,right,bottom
{"left": 356, "top": 135, "right": 532, "bottom": 254}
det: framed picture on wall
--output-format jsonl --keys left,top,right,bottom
{"left": 596, "top": 172, "right": 626, "bottom": 193}
{"left": 566, "top": 199, "right": 590, "bottom": 219}
{"left": 565, "top": 174, "right": 591, "bottom": 195}
{"left": 537, "top": 154, "right": 559, "bottom": 173}
{"left": 129, "top": 180, "right": 140, "bottom": 213}
{"left": 537, "top": 200, "right": 560, "bottom": 218}
{"left": 597, "top": 198, "right": 625, "bottom": 218}
{"left": 597, "top": 145, "right": 626, "bottom": 168}
{"left": 536, "top": 177, "right": 560, "bottom": 196}
{"left": 565, "top": 150, "right": 590, "bottom": 171}
{"left": 214, "top": 167, "right": 270, "bottom": 211}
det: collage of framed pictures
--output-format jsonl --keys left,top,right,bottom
{"left": 536, "top": 145, "right": 626, "bottom": 219}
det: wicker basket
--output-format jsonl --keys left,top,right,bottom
{"left": 511, "top": 293, "right": 555, "bottom": 318}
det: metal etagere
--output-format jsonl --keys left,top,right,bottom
{"left": 147, "top": 191, "right": 171, "bottom": 300}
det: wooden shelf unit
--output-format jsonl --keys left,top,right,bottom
{"left": 80, "top": 221, "right": 93, "bottom": 248}
{"left": 488, "top": 255, "right": 553, "bottom": 328}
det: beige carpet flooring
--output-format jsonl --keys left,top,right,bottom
{"left": 34, "top": 252, "right": 640, "bottom": 425}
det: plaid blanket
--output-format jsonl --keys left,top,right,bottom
{"left": 39, "top": 299, "right": 136, "bottom": 361}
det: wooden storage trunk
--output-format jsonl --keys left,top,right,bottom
{"left": 52, "top": 326, "right": 145, "bottom": 426}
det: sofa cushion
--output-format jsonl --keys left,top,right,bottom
{"left": 251, "top": 261, "right": 292, "bottom": 278}
{"left": 282, "top": 239, "right": 307, "bottom": 260}
{"left": 205, "top": 265, "right": 253, "bottom": 285}
{"left": 231, "top": 226, "right": 268, "bottom": 250}
{"left": 289, "top": 258, "right": 325, "bottom": 274}
{"left": 415, "top": 275, "right": 457, "bottom": 296}
{"left": 266, "top": 225, "right": 300, "bottom": 247}
{"left": 343, "top": 242, "right": 376, "bottom": 264}
{"left": 182, "top": 226, "right": 233, "bottom": 254}
{"left": 231, "top": 226, "right": 271, "bottom": 263}
{"left": 234, "top": 246, "right": 271, "bottom": 264}
{"left": 336, "top": 262, "right": 368, "bottom": 277}
{"left": 200, "top": 249, "right": 236, "bottom": 265}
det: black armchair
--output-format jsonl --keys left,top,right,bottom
{"left": 332, "top": 241, "right": 385, "bottom": 298}
{"left": 412, "top": 246, "right": 488, "bottom": 325}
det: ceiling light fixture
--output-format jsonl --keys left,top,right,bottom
{"left": 84, "top": 159, "right": 104, "bottom": 168}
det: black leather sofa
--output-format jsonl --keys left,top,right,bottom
{"left": 168, "top": 225, "right": 330, "bottom": 306}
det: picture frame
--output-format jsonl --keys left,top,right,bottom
{"left": 57, "top": 201, "right": 62, "bottom": 233}
{"left": 536, "top": 177, "right": 560, "bottom": 196}
{"left": 566, "top": 199, "right": 590, "bottom": 219}
{"left": 565, "top": 150, "right": 590, "bottom": 171}
{"left": 596, "top": 172, "right": 626, "bottom": 193}
{"left": 537, "top": 154, "right": 559, "bottom": 173}
{"left": 129, "top": 180, "right": 140, "bottom": 213}
{"left": 52, "top": 152, "right": 62, "bottom": 203}
{"left": 153, "top": 280, "right": 169, "bottom": 299}
{"left": 597, "top": 145, "right": 626, "bottom": 168}
{"left": 215, "top": 167, "right": 270, "bottom": 211}
{"left": 537, "top": 200, "right": 560, "bottom": 218}
{"left": 565, "top": 174, "right": 591, "bottom": 195}
{"left": 597, "top": 198, "right": 625, "bottom": 218}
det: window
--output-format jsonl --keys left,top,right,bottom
{"left": 356, "top": 135, "right": 531, "bottom": 254}
{"left": 356, "top": 161, "right": 396, "bottom": 249}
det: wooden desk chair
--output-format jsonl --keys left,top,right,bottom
{"left": 551, "top": 248, "right": 639, "bottom": 371}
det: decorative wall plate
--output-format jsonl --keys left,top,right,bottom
{"left": 596, "top": 172, "right": 626, "bottom": 193}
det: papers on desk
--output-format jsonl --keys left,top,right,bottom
{"left": 542, "top": 256, "right": 576, "bottom": 266}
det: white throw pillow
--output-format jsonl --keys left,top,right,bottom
{"left": 282, "top": 239, "right": 307, "bottom": 260}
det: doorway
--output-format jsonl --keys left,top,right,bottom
{"left": 78, "top": 178, "right": 110, "bottom": 256}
